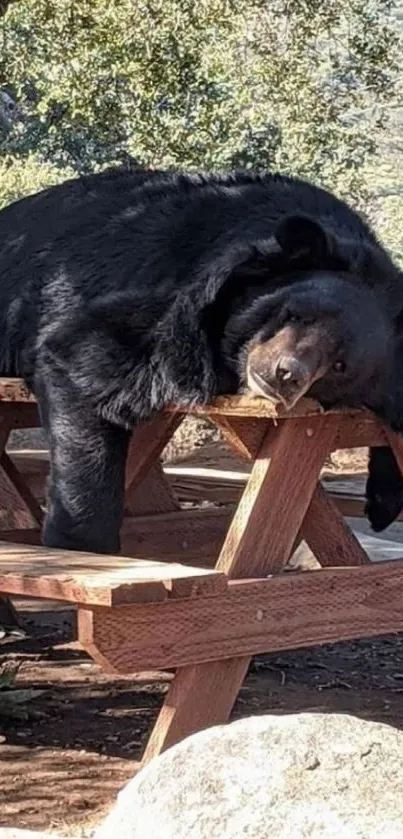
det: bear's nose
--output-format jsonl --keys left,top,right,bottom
{"left": 275, "top": 356, "right": 305, "bottom": 387}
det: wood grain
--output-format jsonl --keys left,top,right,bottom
{"left": 0, "top": 453, "right": 43, "bottom": 525}
{"left": 0, "top": 379, "right": 36, "bottom": 403}
{"left": 124, "top": 413, "right": 183, "bottom": 492}
{"left": 217, "top": 414, "right": 339, "bottom": 578}
{"left": 0, "top": 529, "right": 42, "bottom": 545}
{"left": 210, "top": 416, "right": 270, "bottom": 460}
{"left": 121, "top": 508, "right": 231, "bottom": 562}
{"left": 168, "top": 394, "right": 371, "bottom": 421}
{"left": 81, "top": 559, "right": 403, "bottom": 672}
{"left": 0, "top": 508, "right": 232, "bottom": 565}
{"left": 5, "top": 453, "right": 387, "bottom": 524}
{"left": 335, "top": 414, "right": 386, "bottom": 449}
{"left": 144, "top": 415, "right": 338, "bottom": 760}
{"left": 126, "top": 462, "right": 179, "bottom": 515}
{"left": 0, "top": 381, "right": 394, "bottom": 763}
{"left": 302, "top": 483, "right": 370, "bottom": 567}
{"left": 0, "top": 541, "right": 227, "bottom": 606}
{"left": 142, "top": 657, "right": 250, "bottom": 763}
{"left": 0, "top": 378, "right": 387, "bottom": 435}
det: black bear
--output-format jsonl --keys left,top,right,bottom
{"left": 0, "top": 166, "right": 402, "bottom": 553}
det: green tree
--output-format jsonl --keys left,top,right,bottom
{"left": 0, "top": 0, "right": 400, "bottom": 209}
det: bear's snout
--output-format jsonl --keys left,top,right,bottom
{"left": 248, "top": 354, "right": 312, "bottom": 408}
{"left": 246, "top": 327, "right": 330, "bottom": 409}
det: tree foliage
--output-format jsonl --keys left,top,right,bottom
{"left": 0, "top": 0, "right": 400, "bottom": 214}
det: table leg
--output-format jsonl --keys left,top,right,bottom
{"left": 143, "top": 414, "right": 339, "bottom": 762}
{"left": 0, "top": 419, "right": 42, "bottom": 627}
{"left": 301, "top": 483, "right": 370, "bottom": 567}
{"left": 124, "top": 413, "right": 183, "bottom": 515}
{"left": 210, "top": 416, "right": 270, "bottom": 460}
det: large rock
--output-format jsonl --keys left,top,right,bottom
{"left": 95, "top": 713, "right": 403, "bottom": 839}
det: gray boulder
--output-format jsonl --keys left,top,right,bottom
{"left": 95, "top": 713, "right": 403, "bottom": 839}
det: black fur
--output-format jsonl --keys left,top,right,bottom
{"left": 0, "top": 166, "right": 402, "bottom": 551}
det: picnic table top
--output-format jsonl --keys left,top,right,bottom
{"left": 0, "top": 377, "right": 372, "bottom": 420}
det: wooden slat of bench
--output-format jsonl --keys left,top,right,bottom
{"left": 0, "top": 542, "right": 227, "bottom": 607}
{"left": 5, "top": 452, "right": 387, "bottom": 527}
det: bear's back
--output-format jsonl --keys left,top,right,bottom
{"left": 0, "top": 167, "right": 384, "bottom": 380}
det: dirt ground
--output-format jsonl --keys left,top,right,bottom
{"left": 2, "top": 608, "right": 403, "bottom": 836}
{"left": 1, "top": 424, "right": 403, "bottom": 836}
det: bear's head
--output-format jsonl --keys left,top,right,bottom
{"left": 220, "top": 215, "right": 397, "bottom": 412}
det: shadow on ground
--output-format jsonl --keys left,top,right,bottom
{"left": 2, "top": 602, "right": 403, "bottom": 832}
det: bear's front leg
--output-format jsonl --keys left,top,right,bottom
{"left": 36, "top": 379, "right": 131, "bottom": 554}
{"left": 364, "top": 382, "right": 403, "bottom": 531}
{"left": 365, "top": 446, "right": 403, "bottom": 532}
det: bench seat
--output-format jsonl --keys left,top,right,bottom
{"left": 0, "top": 541, "right": 227, "bottom": 607}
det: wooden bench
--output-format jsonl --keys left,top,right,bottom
{"left": 0, "top": 542, "right": 228, "bottom": 606}
{"left": 1, "top": 379, "right": 403, "bottom": 764}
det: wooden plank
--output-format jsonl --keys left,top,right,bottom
{"left": 0, "top": 492, "right": 381, "bottom": 562}
{"left": 1, "top": 402, "right": 41, "bottom": 428}
{"left": 0, "top": 453, "right": 43, "bottom": 524}
{"left": 332, "top": 494, "right": 374, "bottom": 520}
{"left": 0, "top": 542, "right": 227, "bottom": 606}
{"left": 5, "top": 455, "right": 376, "bottom": 529}
{"left": 302, "top": 483, "right": 370, "bottom": 567}
{"left": 126, "top": 462, "right": 179, "bottom": 515}
{"left": 0, "top": 592, "right": 21, "bottom": 627}
{"left": 166, "top": 469, "right": 381, "bottom": 524}
{"left": 216, "top": 414, "right": 339, "bottom": 578}
{"left": 210, "top": 416, "right": 270, "bottom": 460}
{"left": 124, "top": 413, "right": 182, "bottom": 517}
{"left": 0, "top": 379, "right": 35, "bottom": 403}
{"left": 0, "top": 529, "right": 42, "bottom": 545}
{"left": 335, "top": 414, "right": 386, "bottom": 449}
{"left": 4, "top": 453, "right": 385, "bottom": 523}
{"left": 80, "top": 559, "right": 403, "bottom": 672}
{"left": 0, "top": 380, "right": 388, "bottom": 444}
{"left": 168, "top": 395, "right": 368, "bottom": 421}
{"left": 125, "top": 413, "right": 183, "bottom": 492}
{"left": 121, "top": 508, "right": 231, "bottom": 562}
{"left": 213, "top": 412, "right": 384, "bottom": 453}
{"left": 0, "top": 465, "right": 41, "bottom": 530}
{"left": 0, "top": 380, "right": 380, "bottom": 425}
{"left": 142, "top": 658, "right": 250, "bottom": 758}
{"left": 0, "top": 508, "right": 232, "bottom": 567}
{"left": 5, "top": 451, "right": 48, "bottom": 505}
{"left": 7, "top": 452, "right": 181, "bottom": 513}
{"left": 144, "top": 415, "right": 338, "bottom": 760}
{"left": 0, "top": 420, "right": 41, "bottom": 533}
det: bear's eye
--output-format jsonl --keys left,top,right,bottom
{"left": 287, "top": 313, "right": 300, "bottom": 324}
{"left": 333, "top": 360, "right": 346, "bottom": 374}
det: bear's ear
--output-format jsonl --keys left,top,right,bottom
{"left": 270, "top": 214, "right": 335, "bottom": 264}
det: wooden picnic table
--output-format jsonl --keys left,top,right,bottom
{"left": 1, "top": 377, "right": 403, "bottom": 764}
